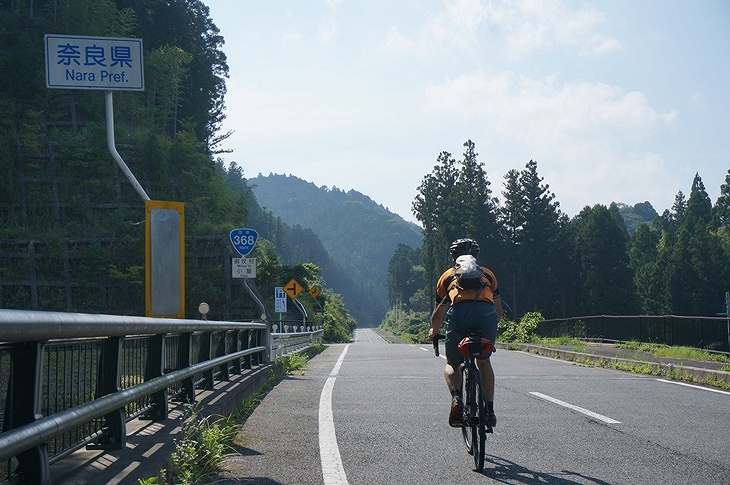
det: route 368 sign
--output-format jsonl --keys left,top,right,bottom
{"left": 229, "top": 228, "right": 258, "bottom": 256}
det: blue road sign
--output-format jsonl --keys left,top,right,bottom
{"left": 229, "top": 228, "right": 258, "bottom": 256}
{"left": 45, "top": 34, "right": 144, "bottom": 91}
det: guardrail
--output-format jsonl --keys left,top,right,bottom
{"left": 538, "top": 314, "right": 730, "bottom": 353}
{"left": 271, "top": 330, "right": 324, "bottom": 359}
{"left": 0, "top": 309, "right": 271, "bottom": 484}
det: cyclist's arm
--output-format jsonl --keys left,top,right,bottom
{"left": 494, "top": 294, "right": 503, "bottom": 320}
{"left": 428, "top": 304, "right": 446, "bottom": 341}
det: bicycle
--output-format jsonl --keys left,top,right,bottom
{"left": 433, "top": 332, "right": 494, "bottom": 472}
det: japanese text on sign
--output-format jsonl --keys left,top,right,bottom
{"left": 45, "top": 34, "right": 144, "bottom": 91}
{"left": 232, "top": 258, "right": 256, "bottom": 279}
{"left": 275, "top": 287, "right": 287, "bottom": 313}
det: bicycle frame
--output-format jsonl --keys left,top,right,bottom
{"left": 433, "top": 333, "right": 492, "bottom": 472}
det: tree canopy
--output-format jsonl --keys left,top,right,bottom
{"left": 404, "top": 141, "right": 730, "bottom": 320}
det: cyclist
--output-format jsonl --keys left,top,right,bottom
{"left": 428, "top": 238, "right": 503, "bottom": 428}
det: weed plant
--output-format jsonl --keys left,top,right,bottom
{"left": 139, "top": 348, "right": 325, "bottom": 484}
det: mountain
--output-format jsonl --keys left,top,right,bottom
{"left": 248, "top": 174, "right": 423, "bottom": 326}
{"left": 613, "top": 201, "right": 659, "bottom": 234}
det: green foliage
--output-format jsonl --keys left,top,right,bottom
{"left": 166, "top": 407, "right": 237, "bottom": 485}
{"left": 386, "top": 244, "right": 426, "bottom": 310}
{"left": 276, "top": 352, "right": 308, "bottom": 374}
{"left": 571, "top": 204, "right": 637, "bottom": 315}
{"left": 378, "top": 305, "right": 430, "bottom": 343}
{"left": 322, "top": 292, "right": 356, "bottom": 343}
{"left": 499, "top": 312, "right": 543, "bottom": 343}
{"left": 616, "top": 342, "right": 730, "bottom": 363}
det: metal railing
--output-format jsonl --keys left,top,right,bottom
{"left": 0, "top": 309, "right": 270, "bottom": 484}
{"left": 538, "top": 315, "right": 730, "bottom": 353}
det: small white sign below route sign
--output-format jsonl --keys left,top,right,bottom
{"left": 232, "top": 258, "right": 256, "bottom": 279}
{"left": 45, "top": 34, "right": 144, "bottom": 91}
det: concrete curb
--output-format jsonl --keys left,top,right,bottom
{"left": 497, "top": 342, "right": 730, "bottom": 387}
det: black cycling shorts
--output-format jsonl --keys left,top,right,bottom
{"left": 444, "top": 300, "right": 498, "bottom": 364}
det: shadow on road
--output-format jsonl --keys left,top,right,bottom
{"left": 482, "top": 455, "right": 612, "bottom": 484}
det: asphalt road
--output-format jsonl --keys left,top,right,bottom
{"left": 217, "top": 327, "right": 730, "bottom": 485}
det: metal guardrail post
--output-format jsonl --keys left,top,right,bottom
{"left": 88, "top": 337, "right": 125, "bottom": 450}
{"left": 231, "top": 330, "right": 242, "bottom": 374}
{"left": 5, "top": 342, "right": 50, "bottom": 484}
{"left": 142, "top": 334, "right": 167, "bottom": 420}
{"left": 242, "top": 329, "right": 251, "bottom": 369}
{"left": 178, "top": 333, "right": 195, "bottom": 403}
{"left": 216, "top": 331, "right": 229, "bottom": 381}
{"left": 200, "top": 331, "right": 214, "bottom": 390}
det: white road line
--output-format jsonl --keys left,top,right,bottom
{"left": 319, "top": 345, "right": 350, "bottom": 485}
{"left": 420, "top": 346, "right": 447, "bottom": 359}
{"left": 656, "top": 379, "right": 730, "bottom": 396}
{"left": 530, "top": 392, "right": 621, "bottom": 424}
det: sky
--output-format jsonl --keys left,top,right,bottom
{"left": 204, "top": 0, "right": 729, "bottom": 224}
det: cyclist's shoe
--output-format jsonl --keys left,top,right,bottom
{"left": 487, "top": 412, "right": 497, "bottom": 429}
{"left": 449, "top": 396, "right": 464, "bottom": 427}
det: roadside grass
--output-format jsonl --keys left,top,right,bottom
{"left": 615, "top": 341, "right": 730, "bottom": 364}
{"left": 535, "top": 336, "right": 587, "bottom": 354}
{"left": 510, "top": 331, "right": 730, "bottom": 391}
{"left": 138, "top": 345, "right": 325, "bottom": 485}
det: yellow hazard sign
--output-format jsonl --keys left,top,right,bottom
{"left": 308, "top": 286, "right": 321, "bottom": 299}
{"left": 283, "top": 278, "right": 303, "bottom": 299}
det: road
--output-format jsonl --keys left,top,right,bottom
{"left": 218, "top": 327, "right": 730, "bottom": 485}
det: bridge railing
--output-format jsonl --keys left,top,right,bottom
{"left": 0, "top": 309, "right": 274, "bottom": 484}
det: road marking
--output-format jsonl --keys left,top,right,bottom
{"left": 530, "top": 392, "right": 621, "bottom": 424}
{"left": 419, "top": 346, "right": 446, "bottom": 359}
{"left": 656, "top": 379, "right": 730, "bottom": 396}
{"left": 319, "top": 344, "right": 350, "bottom": 485}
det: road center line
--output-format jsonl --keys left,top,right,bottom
{"left": 319, "top": 344, "right": 350, "bottom": 485}
{"left": 530, "top": 392, "right": 621, "bottom": 424}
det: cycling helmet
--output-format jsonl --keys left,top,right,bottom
{"left": 449, "top": 238, "right": 480, "bottom": 261}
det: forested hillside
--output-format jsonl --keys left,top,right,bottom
{"left": 249, "top": 174, "right": 423, "bottom": 325}
{"left": 0, "top": 0, "right": 356, "bottom": 341}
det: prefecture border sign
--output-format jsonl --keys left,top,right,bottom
{"left": 45, "top": 34, "right": 144, "bottom": 91}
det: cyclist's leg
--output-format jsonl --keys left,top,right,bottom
{"left": 475, "top": 358, "right": 494, "bottom": 401}
{"left": 444, "top": 358, "right": 462, "bottom": 392}
{"left": 472, "top": 302, "right": 499, "bottom": 425}
{"left": 444, "top": 306, "right": 465, "bottom": 394}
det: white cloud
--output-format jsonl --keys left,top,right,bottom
{"left": 420, "top": 70, "right": 679, "bottom": 214}
{"left": 422, "top": 71, "right": 676, "bottom": 147}
{"left": 378, "top": 0, "right": 621, "bottom": 63}
{"left": 320, "top": 0, "right": 342, "bottom": 44}
{"left": 478, "top": 0, "right": 621, "bottom": 59}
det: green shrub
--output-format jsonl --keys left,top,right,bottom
{"left": 165, "top": 407, "right": 237, "bottom": 485}
{"left": 499, "top": 312, "right": 543, "bottom": 342}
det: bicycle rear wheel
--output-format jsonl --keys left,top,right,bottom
{"left": 471, "top": 366, "right": 487, "bottom": 472}
{"left": 460, "top": 365, "right": 473, "bottom": 454}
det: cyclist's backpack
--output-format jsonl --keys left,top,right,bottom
{"left": 453, "top": 255, "right": 487, "bottom": 290}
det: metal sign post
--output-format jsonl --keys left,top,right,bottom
{"left": 45, "top": 35, "right": 187, "bottom": 318}
{"left": 45, "top": 34, "right": 148, "bottom": 200}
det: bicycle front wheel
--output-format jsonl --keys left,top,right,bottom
{"left": 471, "top": 366, "right": 487, "bottom": 472}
